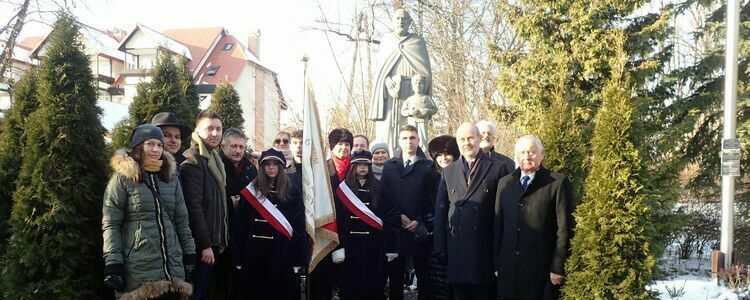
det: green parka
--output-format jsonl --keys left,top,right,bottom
{"left": 102, "top": 149, "right": 196, "bottom": 299}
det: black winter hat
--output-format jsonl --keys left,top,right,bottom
{"left": 328, "top": 128, "right": 354, "bottom": 150}
{"left": 260, "top": 148, "right": 286, "bottom": 166}
{"left": 151, "top": 112, "right": 190, "bottom": 133}
{"left": 428, "top": 135, "right": 460, "bottom": 160}
{"left": 350, "top": 150, "right": 373, "bottom": 164}
{"left": 131, "top": 124, "right": 164, "bottom": 148}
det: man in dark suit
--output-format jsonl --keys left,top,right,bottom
{"left": 493, "top": 135, "right": 575, "bottom": 300}
{"left": 433, "top": 122, "right": 509, "bottom": 300}
{"left": 380, "top": 125, "right": 434, "bottom": 300}
{"left": 476, "top": 120, "right": 515, "bottom": 172}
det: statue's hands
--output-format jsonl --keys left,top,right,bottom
{"left": 411, "top": 108, "right": 425, "bottom": 119}
{"left": 386, "top": 76, "right": 400, "bottom": 98}
{"left": 400, "top": 106, "right": 411, "bottom": 117}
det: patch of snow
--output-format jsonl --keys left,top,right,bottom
{"left": 650, "top": 275, "right": 725, "bottom": 299}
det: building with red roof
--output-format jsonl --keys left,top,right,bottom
{"left": 3, "top": 23, "right": 285, "bottom": 150}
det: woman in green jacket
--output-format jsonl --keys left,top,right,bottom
{"left": 102, "top": 124, "right": 196, "bottom": 300}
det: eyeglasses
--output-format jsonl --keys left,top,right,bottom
{"left": 274, "top": 138, "right": 290, "bottom": 145}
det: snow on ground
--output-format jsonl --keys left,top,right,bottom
{"left": 648, "top": 245, "right": 745, "bottom": 300}
{"left": 650, "top": 275, "right": 728, "bottom": 300}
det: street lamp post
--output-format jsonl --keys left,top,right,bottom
{"left": 720, "top": 0, "right": 740, "bottom": 268}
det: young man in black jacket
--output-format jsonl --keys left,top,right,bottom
{"left": 181, "top": 110, "right": 227, "bottom": 300}
{"left": 380, "top": 125, "right": 435, "bottom": 300}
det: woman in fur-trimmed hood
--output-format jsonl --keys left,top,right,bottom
{"left": 102, "top": 124, "right": 196, "bottom": 300}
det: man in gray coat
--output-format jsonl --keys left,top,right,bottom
{"left": 433, "top": 122, "right": 509, "bottom": 300}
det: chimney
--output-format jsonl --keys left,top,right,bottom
{"left": 247, "top": 29, "right": 261, "bottom": 58}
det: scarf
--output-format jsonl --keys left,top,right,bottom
{"left": 466, "top": 151, "right": 484, "bottom": 186}
{"left": 281, "top": 149, "right": 294, "bottom": 168}
{"left": 142, "top": 157, "right": 163, "bottom": 173}
{"left": 332, "top": 155, "right": 351, "bottom": 181}
{"left": 192, "top": 132, "right": 228, "bottom": 243}
{"left": 372, "top": 164, "right": 384, "bottom": 180}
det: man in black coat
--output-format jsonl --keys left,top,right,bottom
{"left": 477, "top": 120, "right": 515, "bottom": 172}
{"left": 181, "top": 110, "right": 227, "bottom": 300}
{"left": 493, "top": 135, "right": 575, "bottom": 300}
{"left": 433, "top": 122, "right": 509, "bottom": 300}
{"left": 380, "top": 125, "right": 434, "bottom": 300}
{"left": 219, "top": 128, "right": 257, "bottom": 299}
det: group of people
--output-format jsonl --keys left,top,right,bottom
{"left": 100, "top": 109, "right": 575, "bottom": 300}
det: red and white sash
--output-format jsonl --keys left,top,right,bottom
{"left": 335, "top": 181, "right": 383, "bottom": 231}
{"left": 240, "top": 183, "right": 293, "bottom": 240}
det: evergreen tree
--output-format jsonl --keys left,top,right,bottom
{"left": 176, "top": 55, "right": 200, "bottom": 146}
{"left": 1, "top": 16, "right": 107, "bottom": 299}
{"left": 493, "top": 0, "right": 673, "bottom": 200}
{"left": 176, "top": 55, "right": 200, "bottom": 123}
{"left": 210, "top": 82, "right": 244, "bottom": 131}
{"left": 494, "top": 0, "right": 679, "bottom": 291}
{"left": 110, "top": 50, "right": 199, "bottom": 150}
{"left": 658, "top": 1, "right": 750, "bottom": 252}
{"left": 0, "top": 69, "right": 39, "bottom": 271}
{"left": 562, "top": 36, "right": 656, "bottom": 299}
{"left": 109, "top": 118, "right": 132, "bottom": 151}
{"left": 129, "top": 50, "right": 182, "bottom": 125}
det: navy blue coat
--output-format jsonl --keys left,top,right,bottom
{"left": 231, "top": 183, "right": 306, "bottom": 299}
{"left": 333, "top": 177, "right": 400, "bottom": 298}
{"left": 433, "top": 154, "right": 509, "bottom": 285}
{"left": 380, "top": 149, "right": 435, "bottom": 256}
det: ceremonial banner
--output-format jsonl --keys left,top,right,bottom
{"left": 302, "top": 78, "right": 339, "bottom": 271}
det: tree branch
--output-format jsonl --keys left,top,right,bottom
{"left": 0, "top": 0, "right": 30, "bottom": 84}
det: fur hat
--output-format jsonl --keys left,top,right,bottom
{"left": 328, "top": 128, "right": 354, "bottom": 150}
{"left": 260, "top": 148, "right": 286, "bottom": 166}
{"left": 369, "top": 141, "right": 389, "bottom": 155}
{"left": 428, "top": 135, "right": 459, "bottom": 160}
{"left": 131, "top": 124, "right": 164, "bottom": 148}
{"left": 350, "top": 150, "right": 373, "bottom": 164}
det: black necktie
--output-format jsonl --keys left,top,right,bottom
{"left": 405, "top": 160, "right": 412, "bottom": 169}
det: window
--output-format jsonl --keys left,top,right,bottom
{"left": 207, "top": 66, "right": 220, "bottom": 76}
{"left": 222, "top": 43, "right": 233, "bottom": 51}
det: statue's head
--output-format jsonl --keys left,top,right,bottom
{"left": 411, "top": 74, "right": 428, "bottom": 94}
{"left": 392, "top": 9, "right": 412, "bottom": 36}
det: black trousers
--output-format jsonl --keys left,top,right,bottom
{"left": 450, "top": 283, "right": 495, "bottom": 300}
{"left": 310, "top": 253, "right": 339, "bottom": 300}
{"left": 497, "top": 281, "right": 562, "bottom": 300}
{"left": 386, "top": 254, "right": 429, "bottom": 300}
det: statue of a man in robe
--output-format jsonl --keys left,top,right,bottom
{"left": 369, "top": 8, "right": 432, "bottom": 152}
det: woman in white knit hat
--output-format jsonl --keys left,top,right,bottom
{"left": 369, "top": 141, "right": 390, "bottom": 180}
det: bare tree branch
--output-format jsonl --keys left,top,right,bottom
{"left": 302, "top": 26, "right": 381, "bottom": 44}
{"left": 0, "top": 0, "right": 30, "bottom": 84}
